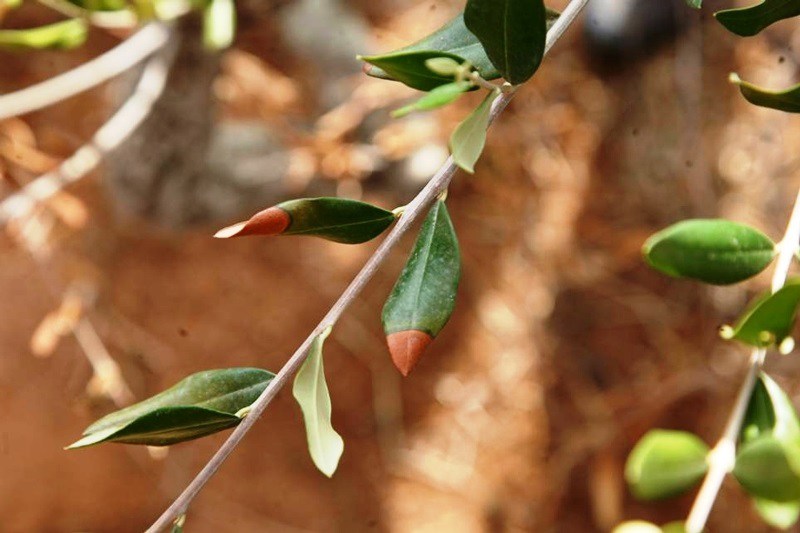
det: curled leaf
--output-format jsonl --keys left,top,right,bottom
{"left": 382, "top": 200, "right": 460, "bottom": 376}
{"left": 67, "top": 368, "right": 274, "bottom": 448}
{"left": 215, "top": 197, "right": 397, "bottom": 244}
{"left": 730, "top": 73, "right": 800, "bottom": 113}
{"left": 293, "top": 328, "right": 344, "bottom": 477}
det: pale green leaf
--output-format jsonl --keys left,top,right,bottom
{"left": 449, "top": 91, "right": 498, "bottom": 173}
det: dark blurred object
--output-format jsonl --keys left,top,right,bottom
{"left": 583, "top": 0, "right": 689, "bottom": 69}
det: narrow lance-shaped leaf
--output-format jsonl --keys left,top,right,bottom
{"left": 392, "top": 81, "right": 472, "bottom": 118}
{"left": 361, "top": 10, "right": 560, "bottom": 86}
{"left": 203, "top": 0, "right": 236, "bottom": 50}
{"left": 0, "top": 19, "right": 88, "bottom": 50}
{"left": 382, "top": 200, "right": 460, "bottom": 376}
{"left": 721, "top": 278, "right": 800, "bottom": 348}
{"left": 293, "top": 327, "right": 344, "bottom": 477}
{"left": 359, "top": 50, "right": 467, "bottom": 92}
{"left": 624, "top": 429, "right": 709, "bottom": 500}
{"left": 715, "top": 0, "right": 800, "bottom": 37}
{"left": 734, "top": 435, "right": 800, "bottom": 502}
{"left": 66, "top": 368, "right": 275, "bottom": 448}
{"left": 464, "top": 0, "right": 547, "bottom": 84}
{"left": 642, "top": 219, "right": 776, "bottom": 285}
{"left": 450, "top": 91, "right": 498, "bottom": 173}
{"left": 215, "top": 197, "right": 397, "bottom": 244}
{"left": 754, "top": 498, "right": 800, "bottom": 530}
{"left": 730, "top": 73, "right": 800, "bottom": 114}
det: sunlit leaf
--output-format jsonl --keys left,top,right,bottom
{"left": 392, "top": 80, "right": 472, "bottom": 118}
{"left": 730, "top": 73, "right": 800, "bottom": 113}
{"left": 67, "top": 368, "right": 274, "bottom": 448}
{"left": 0, "top": 19, "right": 88, "bottom": 50}
{"left": 382, "top": 200, "right": 460, "bottom": 376}
{"left": 464, "top": 0, "right": 547, "bottom": 84}
{"left": 715, "top": 0, "right": 800, "bottom": 37}
{"left": 293, "top": 328, "right": 344, "bottom": 477}
{"left": 449, "top": 91, "right": 498, "bottom": 173}
{"left": 754, "top": 498, "right": 800, "bottom": 530}
{"left": 642, "top": 219, "right": 776, "bottom": 285}
{"left": 203, "top": 0, "right": 235, "bottom": 50}
{"left": 723, "top": 279, "right": 800, "bottom": 348}
{"left": 215, "top": 197, "right": 397, "bottom": 244}
{"left": 625, "top": 429, "right": 709, "bottom": 500}
{"left": 734, "top": 435, "right": 800, "bottom": 502}
{"left": 362, "top": 10, "right": 560, "bottom": 86}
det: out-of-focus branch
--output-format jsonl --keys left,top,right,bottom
{"left": 0, "top": 33, "right": 175, "bottom": 225}
{"left": 0, "top": 22, "right": 170, "bottom": 120}
{"left": 146, "top": 1, "right": 590, "bottom": 530}
{"left": 685, "top": 188, "right": 800, "bottom": 533}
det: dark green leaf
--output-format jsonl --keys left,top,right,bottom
{"left": 0, "top": 19, "right": 88, "bottom": 50}
{"left": 743, "top": 375, "right": 779, "bottom": 444}
{"left": 359, "top": 50, "right": 467, "bottom": 92}
{"left": 716, "top": 0, "right": 800, "bottom": 37}
{"left": 362, "top": 10, "right": 560, "bottom": 87}
{"left": 730, "top": 73, "right": 800, "bottom": 113}
{"left": 293, "top": 328, "right": 344, "bottom": 477}
{"left": 734, "top": 436, "right": 800, "bottom": 501}
{"left": 754, "top": 498, "right": 800, "bottom": 530}
{"left": 724, "top": 278, "right": 800, "bottom": 348}
{"left": 450, "top": 91, "right": 498, "bottom": 173}
{"left": 625, "top": 429, "right": 709, "bottom": 500}
{"left": 67, "top": 368, "right": 274, "bottom": 448}
{"left": 216, "top": 197, "right": 397, "bottom": 244}
{"left": 642, "top": 219, "right": 776, "bottom": 285}
{"left": 382, "top": 201, "right": 460, "bottom": 375}
{"left": 392, "top": 81, "right": 472, "bottom": 118}
{"left": 464, "top": 0, "right": 547, "bottom": 84}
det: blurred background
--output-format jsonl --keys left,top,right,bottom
{"left": 2, "top": 0, "right": 800, "bottom": 531}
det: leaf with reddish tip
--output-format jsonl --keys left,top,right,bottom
{"left": 382, "top": 200, "right": 460, "bottom": 376}
{"left": 215, "top": 198, "right": 397, "bottom": 244}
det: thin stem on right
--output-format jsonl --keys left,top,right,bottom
{"left": 685, "top": 188, "right": 800, "bottom": 533}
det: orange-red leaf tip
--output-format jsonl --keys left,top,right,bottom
{"left": 386, "top": 330, "right": 433, "bottom": 376}
{"left": 213, "top": 207, "right": 291, "bottom": 239}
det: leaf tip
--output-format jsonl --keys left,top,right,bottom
{"left": 215, "top": 207, "right": 291, "bottom": 239}
{"left": 214, "top": 221, "right": 247, "bottom": 238}
{"left": 729, "top": 72, "right": 743, "bottom": 85}
{"left": 386, "top": 330, "right": 433, "bottom": 376}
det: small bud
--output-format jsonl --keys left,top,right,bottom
{"left": 758, "top": 330, "right": 776, "bottom": 345}
{"left": 780, "top": 336, "right": 795, "bottom": 355}
{"left": 719, "top": 325, "right": 735, "bottom": 340}
{"left": 424, "top": 57, "right": 461, "bottom": 76}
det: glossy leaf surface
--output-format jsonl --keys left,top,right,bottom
{"left": 67, "top": 368, "right": 274, "bottom": 448}
{"left": 216, "top": 197, "right": 396, "bottom": 244}
{"left": 450, "top": 91, "right": 498, "bottom": 173}
{"left": 642, "top": 219, "right": 775, "bottom": 285}
{"left": 716, "top": 0, "right": 800, "bottom": 37}
{"left": 731, "top": 74, "right": 800, "bottom": 113}
{"left": 625, "top": 429, "right": 709, "bottom": 500}
{"left": 464, "top": 0, "right": 547, "bottom": 84}
{"left": 293, "top": 328, "right": 344, "bottom": 477}
{"left": 392, "top": 81, "right": 472, "bottom": 118}
{"left": 726, "top": 279, "right": 800, "bottom": 347}
{"left": 0, "top": 19, "right": 87, "bottom": 50}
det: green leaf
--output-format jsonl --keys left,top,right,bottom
{"left": 293, "top": 328, "right": 344, "bottom": 477}
{"left": 715, "top": 0, "right": 800, "bottom": 37}
{"left": 392, "top": 81, "right": 472, "bottom": 118}
{"left": 734, "top": 436, "right": 800, "bottom": 501}
{"left": 67, "top": 368, "right": 274, "bottom": 448}
{"left": 744, "top": 373, "right": 800, "bottom": 442}
{"left": 215, "top": 197, "right": 397, "bottom": 244}
{"left": 203, "top": 0, "right": 236, "bottom": 50}
{"left": 686, "top": 0, "right": 702, "bottom": 8}
{"left": 464, "top": 0, "right": 547, "bottom": 84}
{"left": 642, "top": 219, "right": 776, "bottom": 285}
{"left": 361, "top": 10, "right": 560, "bottom": 87}
{"left": 730, "top": 73, "right": 800, "bottom": 113}
{"left": 660, "top": 523, "right": 687, "bottom": 533}
{"left": 724, "top": 278, "right": 800, "bottom": 348}
{"left": 359, "top": 50, "right": 467, "bottom": 92}
{"left": 0, "top": 19, "right": 88, "bottom": 50}
{"left": 625, "top": 429, "right": 709, "bottom": 500}
{"left": 612, "top": 522, "right": 661, "bottom": 533}
{"left": 449, "top": 91, "right": 498, "bottom": 173}
{"left": 754, "top": 498, "right": 800, "bottom": 530}
{"left": 382, "top": 200, "right": 460, "bottom": 375}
